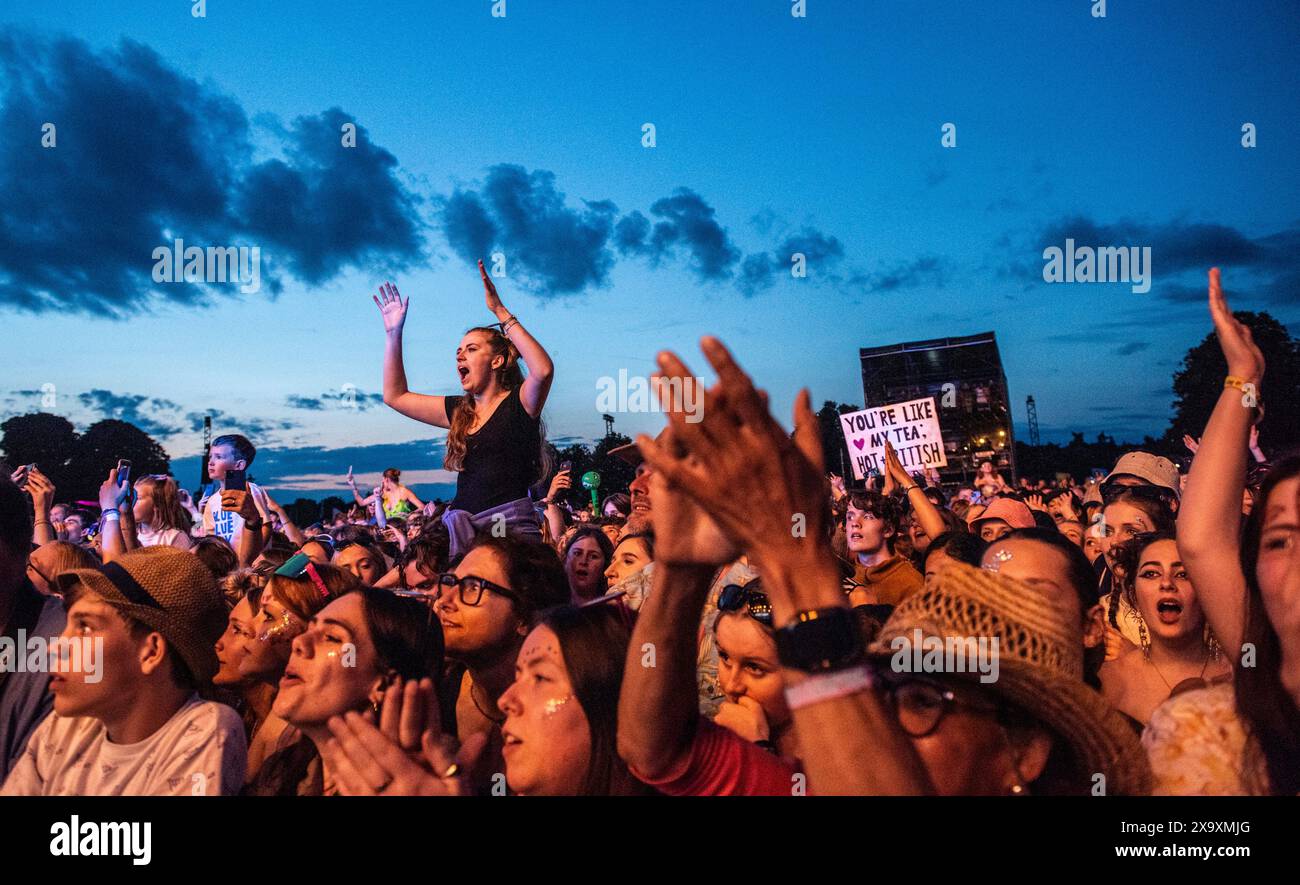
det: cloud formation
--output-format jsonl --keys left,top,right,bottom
{"left": 0, "top": 30, "right": 423, "bottom": 316}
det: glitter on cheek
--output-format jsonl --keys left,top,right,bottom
{"left": 257, "top": 611, "right": 301, "bottom": 644}
{"left": 983, "top": 549, "right": 1014, "bottom": 573}
{"left": 543, "top": 695, "right": 570, "bottom": 717}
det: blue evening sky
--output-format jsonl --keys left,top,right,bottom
{"left": 1, "top": 0, "right": 1296, "bottom": 499}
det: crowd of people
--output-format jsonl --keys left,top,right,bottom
{"left": 0, "top": 265, "right": 1296, "bottom": 796}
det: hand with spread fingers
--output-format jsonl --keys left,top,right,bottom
{"left": 634, "top": 337, "right": 830, "bottom": 579}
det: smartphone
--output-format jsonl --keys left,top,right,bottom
{"left": 116, "top": 459, "right": 132, "bottom": 489}
{"left": 226, "top": 468, "right": 247, "bottom": 492}
{"left": 559, "top": 460, "right": 573, "bottom": 473}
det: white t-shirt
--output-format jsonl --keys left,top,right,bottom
{"left": 1, "top": 695, "right": 246, "bottom": 796}
{"left": 136, "top": 524, "right": 193, "bottom": 550}
{"left": 202, "top": 482, "right": 270, "bottom": 545}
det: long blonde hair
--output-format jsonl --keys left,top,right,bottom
{"left": 443, "top": 326, "right": 525, "bottom": 472}
{"left": 136, "top": 475, "right": 192, "bottom": 533}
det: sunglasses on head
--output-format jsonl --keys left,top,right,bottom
{"left": 1100, "top": 482, "right": 1174, "bottom": 507}
{"left": 717, "top": 582, "right": 773, "bottom": 627}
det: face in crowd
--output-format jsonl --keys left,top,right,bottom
{"left": 1097, "top": 500, "right": 1159, "bottom": 570}
{"left": 978, "top": 519, "right": 1013, "bottom": 544}
{"left": 214, "top": 596, "right": 258, "bottom": 687}
{"left": 207, "top": 442, "right": 247, "bottom": 483}
{"left": 1129, "top": 538, "right": 1203, "bottom": 645}
{"left": 564, "top": 536, "right": 607, "bottom": 601}
{"left": 273, "top": 594, "right": 387, "bottom": 733}
{"left": 456, "top": 329, "right": 504, "bottom": 394}
{"left": 846, "top": 502, "right": 890, "bottom": 557}
{"left": 335, "top": 545, "right": 385, "bottom": 585}
{"left": 1254, "top": 475, "right": 1300, "bottom": 696}
{"left": 604, "top": 535, "right": 652, "bottom": 586}
{"left": 715, "top": 611, "right": 791, "bottom": 736}
{"left": 498, "top": 624, "right": 591, "bottom": 795}
{"left": 625, "top": 463, "right": 653, "bottom": 534}
{"left": 52, "top": 590, "right": 158, "bottom": 720}
{"left": 435, "top": 545, "right": 528, "bottom": 663}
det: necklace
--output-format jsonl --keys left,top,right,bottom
{"left": 469, "top": 679, "right": 506, "bottom": 725}
{"left": 1149, "top": 652, "right": 1212, "bottom": 693}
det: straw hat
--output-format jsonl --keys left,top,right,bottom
{"left": 869, "top": 561, "right": 1151, "bottom": 795}
{"left": 55, "top": 546, "right": 228, "bottom": 684}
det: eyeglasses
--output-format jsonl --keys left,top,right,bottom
{"left": 717, "top": 582, "right": 773, "bottom": 627}
{"left": 871, "top": 666, "right": 1001, "bottom": 738}
{"left": 392, "top": 572, "right": 518, "bottom": 607}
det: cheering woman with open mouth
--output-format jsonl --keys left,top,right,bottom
{"left": 373, "top": 261, "right": 554, "bottom": 559}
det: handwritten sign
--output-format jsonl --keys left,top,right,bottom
{"left": 840, "top": 396, "right": 948, "bottom": 480}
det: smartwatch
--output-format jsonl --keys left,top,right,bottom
{"left": 774, "top": 607, "right": 865, "bottom": 672}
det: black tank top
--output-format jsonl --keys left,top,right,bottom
{"left": 445, "top": 386, "right": 541, "bottom": 513}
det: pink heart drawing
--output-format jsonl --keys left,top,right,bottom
{"left": 852, "top": 438, "right": 865, "bottom": 450}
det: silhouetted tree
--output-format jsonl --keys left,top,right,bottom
{"left": 0, "top": 412, "right": 78, "bottom": 493}
{"left": 64, "top": 420, "right": 170, "bottom": 503}
{"left": 1166, "top": 311, "right": 1299, "bottom": 456}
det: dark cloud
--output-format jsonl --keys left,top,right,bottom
{"left": 185, "top": 408, "right": 299, "bottom": 439}
{"left": 78, "top": 389, "right": 184, "bottom": 438}
{"left": 236, "top": 109, "right": 423, "bottom": 284}
{"left": 856, "top": 256, "right": 946, "bottom": 293}
{"left": 644, "top": 188, "right": 741, "bottom": 281}
{"left": 735, "top": 227, "right": 846, "bottom": 296}
{"left": 0, "top": 30, "right": 422, "bottom": 316}
{"left": 286, "top": 389, "right": 384, "bottom": 411}
{"left": 440, "top": 164, "right": 617, "bottom": 295}
{"left": 1031, "top": 215, "right": 1300, "bottom": 304}
{"left": 1113, "top": 342, "right": 1151, "bottom": 356}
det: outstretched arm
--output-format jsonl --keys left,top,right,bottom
{"left": 374, "top": 282, "right": 452, "bottom": 428}
{"left": 1178, "top": 268, "right": 1262, "bottom": 654}
{"left": 884, "top": 441, "right": 946, "bottom": 542}
{"left": 479, "top": 260, "right": 553, "bottom": 418}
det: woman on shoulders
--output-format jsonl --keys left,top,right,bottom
{"left": 374, "top": 261, "right": 553, "bottom": 558}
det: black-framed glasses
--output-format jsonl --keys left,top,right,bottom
{"left": 393, "top": 572, "right": 518, "bottom": 607}
{"left": 717, "top": 582, "right": 772, "bottom": 626}
{"left": 871, "top": 665, "right": 1001, "bottom": 738}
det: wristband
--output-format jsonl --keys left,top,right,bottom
{"left": 101, "top": 509, "right": 121, "bottom": 522}
{"left": 784, "top": 665, "right": 876, "bottom": 710}
{"left": 34, "top": 520, "right": 53, "bottom": 528}
{"left": 903, "top": 484, "right": 920, "bottom": 493}
{"left": 1224, "top": 375, "right": 1260, "bottom": 402}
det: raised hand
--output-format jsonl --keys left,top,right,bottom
{"left": 1182, "top": 434, "right": 1200, "bottom": 455}
{"left": 98, "top": 468, "right": 127, "bottom": 512}
{"left": 346, "top": 465, "right": 356, "bottom": 487}
{"left": 25, "top": 467, "right": 55, "bottom": 515}
{"left": 635, "top": 338, "right": 827, "bottom": 574}
{"left": 478, "top": 259, "right": 507, "bottom": 320}
{"left": 1207, "top": 267, "right": 1264, "bottom": 384}
{"left": 1025, "top": 493, "right": 1047, "bottom": 513}
{"left": 828, "top": 473, "right": 847, "bottom": 502}
{"left": 372, "top": 281, "right": 409, "bottom": 334}
{"left": 882, "top": 440, "right": 914, "bottom": 490}
{"left": 546, "top": 468, "right": 572, "bottom": 502}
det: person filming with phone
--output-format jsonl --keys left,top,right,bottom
{"left": 202, "top": 434, "right": 271, "bottom": 551}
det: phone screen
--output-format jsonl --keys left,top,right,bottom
{"left": 116, "top": 459, "right": 132, "bottom": 488}
{"left": 226, "top": 468, "right": 247, "bottom": 492}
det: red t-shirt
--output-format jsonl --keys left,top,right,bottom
{"left": 633, "top": 720, "right": 799, "bottom": 796}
